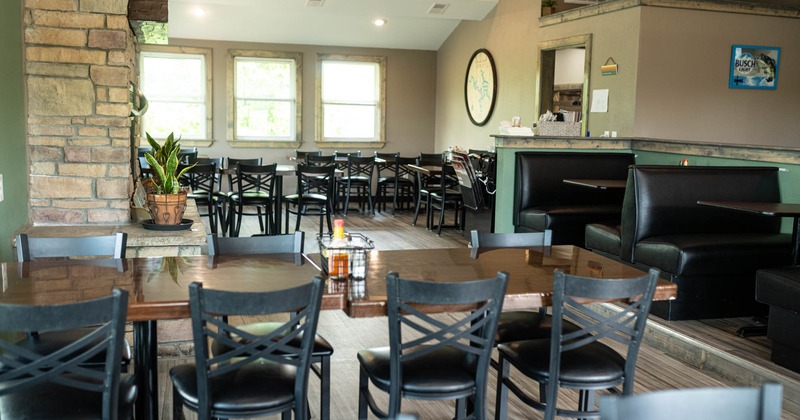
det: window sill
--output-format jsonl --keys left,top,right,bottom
{"left": 229, "top": 140, "right": 303, "bottom": 148}
{"left": 316, "top": 140, "right": 386, "bottom": 149}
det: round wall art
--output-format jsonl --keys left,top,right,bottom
{"left": 464, "top": 48, "right": 497, "bottom": 126}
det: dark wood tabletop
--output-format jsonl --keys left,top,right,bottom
{"left": 697, "top": 200, "right": 800, "bottom": 217}
{"left": 309, "top": 245, "right": 677, "bottom": 318}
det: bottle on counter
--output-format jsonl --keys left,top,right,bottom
{"left": 328, "top": 219, "right": 349, "bottom": 280}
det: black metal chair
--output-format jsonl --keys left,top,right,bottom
{"left": 219, "top": 157, "right": 263, "bottom": 235}
{"left": 0, "top": 289, "right": 136, "bottom": 419}
{"left": 182, "top": 162, "right": 220, "bottom": 234}
{"left": 495, "top": 268, "right": 660, "bottom": 420}
{"left": 428, "top": 163, "right": 465, "bottom": 235}
{"left": 295, "top": 150, "right": 322, "bottom": 164}
{"left": 228, "top": 163, "right": 278, "bottom": 237}
{"left": 284, "top": 164, "right": 336, "bottom": 234}
{"left": 14, "top": 233, "right": 133, "bottom": 373}
{"left": 376, "top": 153, "right": 417, "bottom": 214}
{"left": 206, "top": 231, "right": 333, "bottom": 420}
{"left": 334, "top": 150, "right": 361, "bottom": 170}
{"left": 599, "top": 383, "right": 783, "bottom": 420}
{"left": 305, "top": 154, "right": 336, "bottom": 167}
{"left": 358, "top": 271, "right": 509, "bottom": 420}
{"left": 170, "top": 278, "right": 324, "bottom": 420}
{"left": 339, "top": 155, "right": 376, "bottom": 215}
{"left": 374, "top": 152, "right": 399, "bottom": 212}
{"left": 412, "top": 152, "right": 444, "bottom": 226}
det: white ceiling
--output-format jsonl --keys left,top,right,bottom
{"left": 167, "top": 0, "right": 500, "bottom": 51}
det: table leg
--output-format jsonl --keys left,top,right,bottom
{"left": 275, "top": 176, "right": 283, "bottom": 235}
{"left": 134, "top": 320, "right": 158, "bottom": 420}
{"left": 792, "top": 216, "right": 800, "bottom": 266}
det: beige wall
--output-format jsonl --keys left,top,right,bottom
{"left": 166, "top": 38, "right": 438, "bottom": 163}
{"left": 635, "top": 7, "right": 800, "bottom": 145}
{"left": 436, "top": 2, "right": 799, "bottom": 150}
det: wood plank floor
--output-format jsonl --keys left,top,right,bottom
{"left": 157, "top": 206, "right": 800, "bottom": 419}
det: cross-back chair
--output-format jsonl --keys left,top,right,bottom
{"left": 229, "top": 163, "right": 278, "bottom": 237}
{"left": 428, "top": 163, "right": 465, "bottom": 235}
{"left": 495, "top": 267, "right": 660, "bottom": 420}
{"left": 339, "top": 155, "right": 376, "bottom": 215}
{"left": 14, "top": 233, "right": 133, "bottom": 373}
{"left": 181, "top": 162, "right": 221, "bottom": 234}
{"left": 0, "top": 289, "right": 136, "bottom": 419}
{"left": 170, "top": 278, "right": 324, "bottom": 420}
{"left": 412, "top": 152, "right": 444, "bottom": 226}
{"left": 284, "top": 164, "right": 336, "bottom": 235}
{"left": 295, "top": 150, "right": 322, "bottom": 164}
{"left": 358, "top": 271, "right": 509, "bottom": 419}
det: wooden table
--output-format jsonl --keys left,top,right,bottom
{"left": 0, "top": 254, "right": 327, "bottom": 420}
{"left": 309, "top": 246, "right": 678, "bottom": 318}
{"left": 563, "top": 178, "right": 627, "bottom": 190}
{"left": 697, "top": 201, "right": 800, "bottom": 265}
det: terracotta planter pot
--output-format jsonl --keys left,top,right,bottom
{"left": 146, "top": 191, "right": 188, "bottom": 225}
{"left": 542, "top": 6, "right": 555, "bottom": 15}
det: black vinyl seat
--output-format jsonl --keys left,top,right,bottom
{"left": 599, "top": 383, "right": 783, "bottom": 420}
{"left": 358, "top": 271, "right": 509, "bottom": 420}
{"left": 285, "top": 164, "right": 336, "bottom": 235}
{"left": 229, "top": 163, "right": 278, "bottom": 237}
{"left": 170, "top": 278, "right": 324, "bottom": 420}
{"left": 339, "top": 155, "right": 376, "bottom": 215}
{"left": 14, "top": 233, "right": 132, "bottom": 372}
{"left": 0, "top": 289, "right": 136, "bottom": 419}
{"left": 495, "top": 267, "right": 660, "bottom": 420}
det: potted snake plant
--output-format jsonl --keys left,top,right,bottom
{"left": 142, "top": 132, "right": 195, "bottom": 224}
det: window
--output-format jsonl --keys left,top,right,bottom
{"left": 228, "top": 50, "right": 302, "bottom": 148}
{"left": 139, "top": 46, "right": 212, "bottom": 145}
{"left": 317, "top": 54, "right": 386, "bottom": 148}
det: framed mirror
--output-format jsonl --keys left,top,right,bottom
{"left": 534, "top": 34, "right": 592, "bottom": 135}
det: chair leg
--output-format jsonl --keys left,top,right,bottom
{"left": 319, "top": 356, "right": 330, "bottom": 420}
{"left": 455, "top": 397, "right": 468, "bottom": 420}
{"left": 412, "top": 192, "right": 424, "bottom": 225}
{"left": 358, "top": 365, "right": 370, "bottom": 420}
{"left": 367, "top": 184, "right": 375, "bottom": 214}
{"left": 173, "top": 385, "right": 186, "bottom": 420}
{"left": 495, "top": 355, "right": 510, "bottom": 420}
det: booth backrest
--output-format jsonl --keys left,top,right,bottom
{"left": 620, "top": 165, "right": 782, "bottom": 261}
{"left": 513, "top": 152, "right": 635, "bottom": 226}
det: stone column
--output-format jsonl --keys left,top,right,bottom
{"left": 24, "top": 0, "right": 135, "bottom": 225}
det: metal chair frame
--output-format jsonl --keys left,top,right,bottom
{"left": 284, "top": 164, "right": 336, "bottom": 235}
{"left": 229, "top": 163, "right": 278, "bottom": 237}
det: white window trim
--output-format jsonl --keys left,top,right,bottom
{"left": 227, "top": 49, "right": 303, "bottom": 148}
{"left": 316, "top": 53, "right": 386, "bottom": 149}
{"left": 138, "top": 45, "right": 213, "bottom": 147}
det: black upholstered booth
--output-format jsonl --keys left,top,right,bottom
{"left": 585, "top": 165, "right": 792, "bottom": 320}
{"left": 513, "top": 152, "right": 634, "bottom": 247}
{"left": 756, "top": 266, "right": 800, "bottom": 373}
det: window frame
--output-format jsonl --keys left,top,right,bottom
{"left": 316, "top": 53, "right": 386, "bottom": 149}
{"left": 138, "top": 45, "right": 213, "bottom": 147}
{"left": 227, "top": 49, "right": 303, "bottom": 148}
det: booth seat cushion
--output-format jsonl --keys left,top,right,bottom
{"left": 518, "top": 205, "right": 622, "bottom": 245}
{"left": 584, "top": 223, "right": 621, "bottom": 256}
{"left": 634, "top": 233, "right": 792, "bottom": 276}
{"left": 756, "top": 266, "right": 800, "bottom": 312}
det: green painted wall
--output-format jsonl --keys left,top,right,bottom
{"left": 495, "top": 146, "right": 800, "bottom": 234}
{"left": 0, "top": 0, "right": 28, "bottom": 261}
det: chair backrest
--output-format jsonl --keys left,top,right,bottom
{"left": 418, "top": 152, "right": 444, "bottom": 166}
{"left": 543, "top": 267, "right": 660, "bottom": 419}
{"left": 181, "top": 162, "right": 217, "bottom": 196}
{"left": 225, "top": 157, "right": 263, "bottom": 190}
{"left": 207, "top": 231, "right": 305, "bottom": 255}
{"left": 396, "top": 157, "right": 418, "bottom": 182}
{"left": 295, "top": 150, "right": 322, "bottom": 164}
{"left": 334, "top": 150, "right": 361, "bottom": 158}
{"left": 235, "top": 163, "right": 277, "bottom": 196}
{"left": 305, "top": 154, "right": 336, "bottom": 167}
{"left": 296, "top": 164, "right": 335, "bottom": 198}
{"left": 178, "top": 147, "right": 198, "bottom": 164}
{"left": 16, "top": 232, "right": 128, "bottom": 262}
{"left": 188, "top": 278, "right": 324, "bottom": 418}
{"left": 0, "top": 289, "right": 130, "bottom": 418}
{"left": 385, "top": 271, "right": 509, "bottom": 415}
{"left": 375, "top": 152, "right": 399, "bottom": 179}
{"left": 469, "top": 230, "right": 552, "bottom": 259}
{"left": 197, "top": 157, "right": 224, "bottom": 167}
{"left": 598, "top": 383, "right": 783, "bottom": 420}
{"left": 346, "top": 155, "right": 376, "bottom": 179}
{"left": 451, "top": 151, "right": 483, "bottom": 210}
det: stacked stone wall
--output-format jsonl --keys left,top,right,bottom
{"left": 24, "top": 0, "right": 135, "bottom": 225}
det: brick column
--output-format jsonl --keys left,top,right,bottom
{"left": 24, "top": 0, "right": 135, "bottom": 225}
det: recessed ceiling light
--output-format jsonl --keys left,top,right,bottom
{"left": 192, "top": 7, "right": 207, "bottom": 17}
{"left": 373, "top": 18, "right": 387, "bottom": 27}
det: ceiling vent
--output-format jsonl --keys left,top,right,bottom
{"left": 306, "top": 0, "right": 324, "bottom": 7}
{"left": 427, "top": 3, "right": 450, "bottom": 15}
